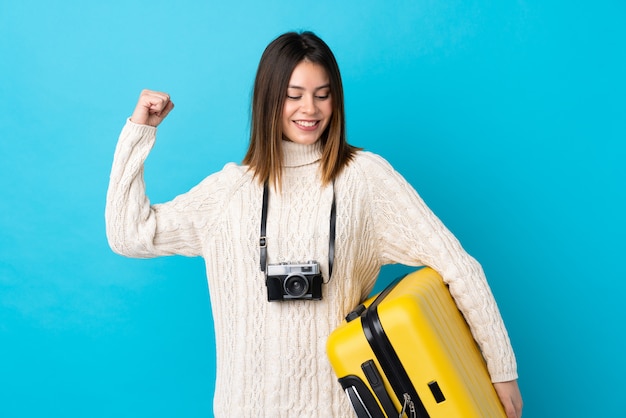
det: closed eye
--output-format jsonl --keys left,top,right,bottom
{"left": 287, "top": 94, "right": 329, "bottom": 100}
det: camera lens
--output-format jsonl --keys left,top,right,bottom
{"left": 284, "top": 274, "right": 309, "bottom": 298}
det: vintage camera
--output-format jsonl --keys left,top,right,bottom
{"left": 266, "top": 261, "right": 323, "bottom": 301}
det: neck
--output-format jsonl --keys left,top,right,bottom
{"left": 282, "top": 139, "right": 322, "bottom": 168}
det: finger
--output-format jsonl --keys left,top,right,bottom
{"left": 493, "top": 380, "right": 523, "bottom": 418}
{"left": 138, "top": 89, "right": 168, "bottom": 109}
{"left": 131, "top": 90, "right": 173, "bottom": 126}
{"left": 149, "top": 98, "right": 172, "bottom": 115}
{"left": 515, "top": 399, "right": 523, "bottom": 418}
{"left": 146, "top": 94, "right": 171, "bottom": 114}
{"left": 504, "top": 396, "right": 519, "bottom": 418}
{"left": 505, "top": 402, "right": 518, "bottom": 418}
{"left": 140, "top": 89, "right": 169, "bottom": 101}
{"left": 157, "top": 100, "right": 175, "bottom": 119}
{"left": 505, "top": 397, "right": 523, "bottom": 418}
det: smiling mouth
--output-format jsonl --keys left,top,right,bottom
{"left": 294, "top": 120, "right": 319, "bottom": 128}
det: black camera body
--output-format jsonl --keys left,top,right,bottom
{"left": 266, "top": 261, "right": 323, "bottom": 301}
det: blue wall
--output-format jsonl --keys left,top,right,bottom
{"left": 1, "top": 1, "right": 624, "bottom": 416}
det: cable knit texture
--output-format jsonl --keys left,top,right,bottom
{"left": 106, "top": 120, "right": 518, "bottom": 417}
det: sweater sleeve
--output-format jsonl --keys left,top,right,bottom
{"left": 360, "top": 152, "right": 518, "bottom": 383}
{"left": 105, "top": 120, "right": 222, "bottom": 258}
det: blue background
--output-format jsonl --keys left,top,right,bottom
{"left": 1, "top": 1, "right": 624, "bottom": 417}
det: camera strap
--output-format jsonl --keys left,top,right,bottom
{"left": 259, "top": 181, "right": 336, "bottom": 283}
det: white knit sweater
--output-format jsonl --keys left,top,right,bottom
{"left": 106, "top": 120, "right": 517, "bottom": 417}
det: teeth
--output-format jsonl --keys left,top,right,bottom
{"left": 295, "top": 120, "right": 317, "bottom": 127}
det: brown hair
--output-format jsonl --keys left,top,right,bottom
{"left": 243, "top": 31, "right": 359, "bottom": 189}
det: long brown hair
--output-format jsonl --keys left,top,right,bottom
{"left": 243, "top": 31, "right": 359, "bottom": 189}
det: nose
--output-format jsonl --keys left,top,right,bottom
{"left": 301, "top": 95, "right": 317, "bottom": 114}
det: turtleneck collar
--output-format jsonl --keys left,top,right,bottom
{"left": 282, "top": 139, "right": 322, "bottom": 168}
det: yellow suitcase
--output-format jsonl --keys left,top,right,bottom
{"left": 326, "top": 267, "right": 506, "bottom": 417}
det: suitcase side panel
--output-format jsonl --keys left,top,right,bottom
{"left": 377, "top": 268, "right": 506, "bottom": 418}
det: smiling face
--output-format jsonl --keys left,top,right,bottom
{"left": 281, "top": 60, "right": 333, "bottom": 145}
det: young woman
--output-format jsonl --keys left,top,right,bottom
{"left": 106, "top": 31, "right": 523, "bottom": 417}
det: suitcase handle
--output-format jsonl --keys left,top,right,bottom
{"left": 346, "top": 304, "right": 367, "bottom": 322}
{"left": 338, "top": 375, "right": 385, "bottom": 418}
{"left": 362, "top": 360, "right": 398, "bottom": 417}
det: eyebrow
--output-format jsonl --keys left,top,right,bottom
{"left": 287, "top": 84, "right": 331, "bottom": 91}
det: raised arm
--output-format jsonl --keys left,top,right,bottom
{"left": 105, "top": 90, "right": 204, "bottom": 258}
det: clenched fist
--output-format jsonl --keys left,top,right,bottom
{"left": 130, "top": 89, "right": 174, "bottom": 127}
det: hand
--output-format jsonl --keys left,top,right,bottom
{"left": 130, "top": 89, "right": 174, "bottom": 127}
{"left": 494, "top": 380, "right": 523, "bottom": 418}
